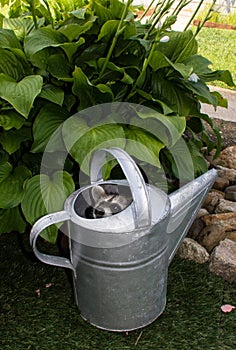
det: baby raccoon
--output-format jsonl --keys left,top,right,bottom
{"left": 85, "top": 184, "right": 132, "bottom": 219}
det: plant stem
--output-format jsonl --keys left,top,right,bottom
{"left": 184, "top": 0, "right": 206, "bottom": 31}
{"left": 97, "top": 0, "right": 133, "bottom": 81}
{"left": 28, "top": 0, "right": 38, "bottom": 29}
{"left": 139, "top": 0, "right": 156, "bottom": 21}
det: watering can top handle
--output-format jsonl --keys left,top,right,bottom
{"left": 90, "top": 147, "right": 151, "bottom": 228}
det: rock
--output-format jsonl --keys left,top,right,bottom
{"left": 202, "top": 190, "right": 225, "bottom": 213}
{"left": 201, "top": 212, "right": 236, "bottom": 231}
{"left": 188, "top": 218, "right": 205, "bottom": 240}
{"left": 177, "top": 238, "right": 209, "bottom": 264}
{"left": 196, "top": 208, "right": 209, "bottom": 219}
{"left": 226, "top": 231, "right": 236, "bottom": 243}
{"left": 225, "top": 185, "right": 236, "bottom": 202}
{"left": 209, "top": 239, "right": 236, "bottom": 282}
{"left": 219, "top": 146, "right": 236, "bottom": 169}
{"left": 216, "top": 165, "right": 236, "bottom": 182}
{"left": 215, "top": 198, "right": 236, "bottom": 213}
{"left": 197, "top": 224, "right": 226, "bottom": 252}
{"left": 213, "top": 176, "right": 230, "bottom": 191}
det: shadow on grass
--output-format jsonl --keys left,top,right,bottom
{"left": 0, "top": 232, "right": 235, "bottom": 350}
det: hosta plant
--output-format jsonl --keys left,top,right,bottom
{"left": 0, "top": 0, "right": 234, "bottom": 242}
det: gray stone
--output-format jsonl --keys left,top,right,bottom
{"left": 215, "top": 198, "right": 236, "bottom": 213}
{"left": 177, "top": 238, "right": 209, "bottom": 264}
{"left": 187, "top": 218, "right": 205, "bottom": 240}
{"left": 216, "top": 165, "right": 236, "bottom": 182}
{"left": 197, "top": 224, "right": 226, "bottom": 252}
{"left": 209, "top": 239, "right": 236, "bottom": 282}
{"left": 219, "top": 146, "right": 236, "bottom": 170}
{"left": 225, "top": 185, "right": 236, "bottom": 202}
{"left": 202, "top": 190, "right": 225, "bottom": 213}
{"left": 196, "top": 208, "right": 209, "bottom": 219}
{"left": 213, "top": 176, "right": 230, "bottom": 191}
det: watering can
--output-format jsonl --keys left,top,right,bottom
{"left": 30, "top": 147, "right": 217, "bottom": 331}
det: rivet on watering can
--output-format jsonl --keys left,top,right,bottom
{"left": 30, "top": 147, "right": 217, "bottom": 332}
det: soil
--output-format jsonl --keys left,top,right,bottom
{"left": 204, "top": 118, "right": 236, "bottom": 149}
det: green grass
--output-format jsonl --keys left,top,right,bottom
{"left": 0, "top": 232, "right": 236, "bottom": 350}
{"left": 196, "top": 27, "right": 236, "bottom": 89}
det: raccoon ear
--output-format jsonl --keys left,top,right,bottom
{"left": 91, "top": 185, "right": 106, "bottom": 202}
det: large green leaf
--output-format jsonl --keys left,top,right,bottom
{"left": 24, "top": 27, "right": 68, "bottom": 57}
{"left": 98, "top": 20, "right": 119, "bottom": 41}
{"left": 48, "top": 54, "right": 72, "bottom": 80}
{"left": 156, "top": 30, "right": 197, "bottom": 63}
{"left": 134, "top": 110, "right": 186, "bottom": 147}
{"left": 2, "top": 17, "right": 35, "bottom": 40}
{"left": 1, "top": 127, "right": 31, "bottom": 154}
{"left": 0, "top": 110, "right": 25, "bottom": 130}
{"left": 151, "top": 73, "right": 197, "bottom": 116}
{"left": 0, "top": 206, "right": 27, "bottom": 234}
{"left": 21, "top": 171, "right": 75, "bottom": 243}
{"left": 0, "top": 48, "right": 30, "bottom": 80}
{"left": 38, "top": 84, "right": 64, "bottom": 106}
{"left": 63, "top": 117, "right": 126, "bottom": 173}
{"left": 0, "top": 74, "right": 43, "bottom": 118}
{"left": 72, "top": 67, "right": 113, "bottom": 110}
{"left": 58, "top": 22, "right": 94, "bottom": 41}
{"left": 0, "top": 162, "right": 31, "bottom": 208}
{"left": 0, "top": 28, "right": 22, "bottom": 49}
{"left": 124, "top": 125, "right": 165, "bottom": 167}
{"left": 60, "top": 38, "right": 85, "bottom": 62}
{"left": 31, "top": 104, "right": 70, "bottom": 153}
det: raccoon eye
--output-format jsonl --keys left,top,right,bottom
{"left": 94, "top": 208, "right": 105, "bottom": 218}
{"left": 110, "top": 203, "right": 121, "bottom": 213}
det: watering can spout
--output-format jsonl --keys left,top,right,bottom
{"left": 167, "top": 168, "right": 217, "bottom": 265}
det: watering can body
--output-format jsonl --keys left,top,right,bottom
{"left": 30, "top": 148, "right": 217, "bottom": 331}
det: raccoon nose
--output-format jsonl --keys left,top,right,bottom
{"left": 94, "top": 208, "right": 105, "bottom": 218}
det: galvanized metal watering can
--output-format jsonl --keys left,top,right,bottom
{"left": 30, "top": 147, "right": 217, "bottom": 332}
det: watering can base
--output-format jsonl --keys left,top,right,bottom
{"left": 79, "top": 300, "right": 167, "bottom": 332}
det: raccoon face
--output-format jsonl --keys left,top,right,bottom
{"left": 85, "top": 184, "right": 132, "bottom": 219}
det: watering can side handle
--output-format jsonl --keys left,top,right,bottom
{"left": 30, "top": 211, "right": 74, "bottom": 272}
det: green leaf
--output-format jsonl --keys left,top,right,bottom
{"left": 0, "top": 28, "right": 22, "bottom": 49}
{"left": 200, "top": 70, "right": 235, "bottom": 86}
{"left": 98, "top": 58, "right": 134, "bottom": 84}
{"left": 98, "top": 20, "right": 119, "bottom": 41}
{"left": 92, "top": 1, "right": 113, "bottom": 23}
{"left": 58, "top": 22, "right": 94, "bottom": 41}
{"left": 0, "top": 110, "right": 25, "bottom": 130}
{"left": 0, "top": 74, "right": 43, "bottom": 118}
{"left": 63, "top": 117, "right": 126, "bottom": 173}
{"left": 0, "top": 162, "right": 31, "bottom": 209}
{"left": 2, "top": 17, "right": 35, "bottom": 41}
{"left": 184, "top": 80, "right": 217, "bottom": 107}
{"left": 21, "top": 171, "right": 75, "bottom": 243}
{"left": 149, "top": 51, "right": 170, "bottom": 71}
{"left": 135, "top": 110, "right": 186, "bottom": 147}
{"left": 0, "top": 207, "right": 27, "bottom": 234}
{"left": 31, "top": 104, "right": 70, "bottom": 153}
{"left": 72, "top": 67, "right": 113, "bottom": 110}
{"left": 60, "top": 38, "right": 85, "bottom": 62}
{"left": 136, "top": 90, "right": 174, "bottom": 115}
{"left": 24, "top": 27, "right": 68, "bottom": 57}
{"left": 124, "top": 125, "right": 164, "bottom": 167}
{"left": 151, "top": 73, "right": 197, "bottom": 116}
{"left": 48, "top": 54, "right": 72, "bottom": 80}
{"left": 1, "top": 128, "right": 31, "bottom": 154}
{"left": 38, "top": 84, "right": 64, "bottom": 106}
{"left": 156, "top": 30, "right": 197, "bottom": 63}
{"left": 0, "top": 48, "right": 29, "bottom": 80}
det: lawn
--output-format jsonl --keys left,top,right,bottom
{"left": 0, "top": 232, "right": 235, "bottom": 350}
{"left": 196, "top": 27, "right": 236, "bottom": 89}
